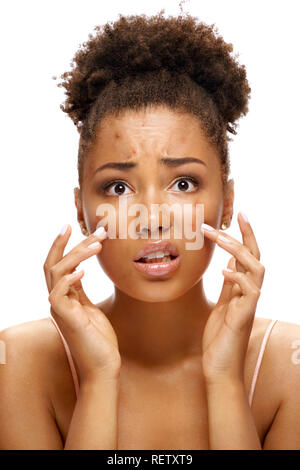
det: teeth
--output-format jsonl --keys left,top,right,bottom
{"left": 143, "top": 250, "right": 171, "bottom": 260}
{"left": 144, "top": 255, "right": 172, "bottom": 264}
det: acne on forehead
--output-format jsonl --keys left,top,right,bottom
{"left": 102, "top": 116, "right": 200, "bottom": 145}
{"left": 112, "top": 133, "right": 138, "bottom": 157}
{"left": 90, "top": 110, "right": 221, "bottom": 170}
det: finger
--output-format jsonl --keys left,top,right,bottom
{"left": 48, "top": 270, "right": 90, "bottom": 331}
{"left": 50, "top": 238, "right": 105, "bottom": 286}
{"left": 201, "top": 223, "right": 265, "bottom": 287}
{"left": 222, "top": 269, "right": 261, "bottom": 312}
{"left": 237, "top": 212, "right": 261, "bottom": 261}
{"left": 228, "top": 257, "right": 243, "bottom": 297}
{"left": 68, "top": 276, "right": 95, "bottom": 308}
{"left": 45, "top": 225, "right": 107, "bottom": 289}
{"left": 64, "top": 225, "right": 108, "bottom": 252}
{"left": 217, "top": 257, "right": 236, "bottom": 306}
{"left": 43, "top": 224, "right": 72, "bottom": 292}
{"left": 59, "top": 225, "right": 107, "bottom": 266}
{"left": 227, "top": 256, "right": 237, "bottom": 271}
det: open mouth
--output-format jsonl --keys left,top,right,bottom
{"left": 132, "top": 246, "right": 181, "bottom": 277}
{"left": 136, "top": 254, "right": 178, "bottom": 264}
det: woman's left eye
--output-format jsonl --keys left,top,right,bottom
{"left": 169, "top": 177, "right": 200, "bottom": 193}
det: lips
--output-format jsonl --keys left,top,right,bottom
{"left": 133, "top": 241, "right": 180, "bottom": 262}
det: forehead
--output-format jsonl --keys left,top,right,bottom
{"left": 86, "top": 106, "right": 220, "bottom": 168}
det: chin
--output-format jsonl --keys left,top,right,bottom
{"left": 118, "top": 277, "right": 193, "bottom": 303}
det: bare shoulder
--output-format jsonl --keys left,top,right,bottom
{"left": 250, "top": 317, "right": 300, "bottom": 448}
{"left": 250, "top": 316, "right": 300, "bottom": 399}
{"left": 265, "top": 317, "right": 300, "bottom": 387}
{"left": 0, "top": 317, "right": 72, "bottom": 448}
{"left": 250, "top": 316, "right": 300, "bottom": 350}
{"left": 1, "top": 317, "right": 58, "bottom": 359}
{"left": 0, "top": 317, "right": 75, "bottom": 400}
{"left": 254, "top": 316, "right": 300, "bottom": 363}
{"left": 0, "top": 317, "right": 67, "bottom": 365}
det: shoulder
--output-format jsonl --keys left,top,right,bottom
{"left": 0, "top": 316, "right": 65, "bottom": 366}
{"left": 251, "top": 316, "right": 300, "bottom": 401}
{"left": 253, "top": 317, "right": 300, "bottom": 367}
{"left": 250, "top": 317, "right": 300, "bottom": 448}
{"left": 0, "top": 317, "right": 73, "bottom": 398}
{"left": 251, "top": 316, "right": 300, "bottom": 352}
{"left": 265, "top": 317, "right": 300, "bottom": 389}
{"left": 0, "top": 318, "right": 71, "bottom": 449}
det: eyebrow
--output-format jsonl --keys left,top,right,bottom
{"left": 93, "top": 157, "right": 207, "bottom": 175}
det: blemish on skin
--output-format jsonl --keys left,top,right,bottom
{"left": 115, "top": 132, "right": 121, "bottom": 139}
{"left": 291, "top": 339, "right": 300, "bottom": 365}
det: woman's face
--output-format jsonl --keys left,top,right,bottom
{"left": 76, "top": 106, "right": 234, "bottom": 302}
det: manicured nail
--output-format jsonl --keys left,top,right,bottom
{"left": 59, "top": 224, "right": 68, "bottom": 236}
{"left": 201, "top": 223, "right": 215, "bottom": 232}
{"left": 88, "top": 241, "right": 101, "bottom": 250}
{"left": 240, "top": 211, "right": 249, "bottom": 223}
{"left": 93, "top": 226, "right": 107, "bottom": 238}
{"left": 218, "top": 235, "right": 230, "bottom": 243}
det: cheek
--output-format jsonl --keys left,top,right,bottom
{"left": 87, "top": 200, "right": 138, "bottom": 239}
{"left": 97, "top": 239, "right": 127, "bottom": 273}
{"left": 183, "top": 237, "right": 216, "bottom": 279}
{"left": 180, "top": 201, "right": 202, "bottom": 234}
{"left": 95, "top": 236, "right": 216, "bottom": 303}
{"left": 179, "top": 198, "right": 220, "bottom": 235}
{"left": 96, "top": 240, "right": 140, "bottom": 297}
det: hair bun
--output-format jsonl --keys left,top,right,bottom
{"left": 55, "top": 10, "right": 251, "bottom": 134}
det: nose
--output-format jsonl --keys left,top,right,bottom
{"left": 137, "top": 206, "right": 171, "bottom": 237}
{"left": 134, "top": 185, "right": 173, "bottom": 238}
{"left": 139, "top": 222, "right": 170, "bottom": 237}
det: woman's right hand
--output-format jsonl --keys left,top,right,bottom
{"left": 43, "top": 224, "right": 121, "bottom": 384}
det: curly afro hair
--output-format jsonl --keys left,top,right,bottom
{"left": 54, "top": 9, "right": 251, "bottom": 190}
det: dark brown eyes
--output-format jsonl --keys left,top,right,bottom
{"left": 100, "top": 176, "right": 201, "bottom": 196}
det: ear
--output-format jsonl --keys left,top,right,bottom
{"left": 222, "top": 178, "right": 234, "bottom": 227}
{"left": 74, "top": 187, "right": 84, "bottom": 226}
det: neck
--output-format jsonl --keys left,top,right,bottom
{"left": 103, "top": 280, "right": 213, "bottom": 368}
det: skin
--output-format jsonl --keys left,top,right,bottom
{"left": 1, "top": 106, "right": 300, "bottom": 449}
{"left": 76, "top": 106, "right": 233, "bottom": 366}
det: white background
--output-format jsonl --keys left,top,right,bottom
{"left": 0, "top": 0, "right": 299, "bottom": 330}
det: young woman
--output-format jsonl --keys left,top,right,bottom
{"left": 1, "top": 11, "right": 300, "bottom": 450}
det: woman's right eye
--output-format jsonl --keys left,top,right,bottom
{"left": 102, "top": 181, "right": 132, "bottom": 196}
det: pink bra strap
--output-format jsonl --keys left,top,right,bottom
{"left": 51, "top": 314, "right": 277, "bottom": 406}
{"left": 248, "top": 319, "right": 277, "bottom": 407}
{"left": 51, "top": 317, "right": 80, "bottom": 399}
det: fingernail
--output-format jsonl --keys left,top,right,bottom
{"left": 223, "top": 268, "right": 234, "bottom": 272}
{"left": 93, "top": 226, "right": 107, "bottom": 238}
{"left": 240, "top": 211, "right": 249, "bottom": 223}
{"left": 88, "top": 241, "right": 100, "bottom": 250}
{"left": 59, "top": 224, "right": 68, "bottom": 236}
{"left": 201, "top": 223, "right": 215, "bottom": 232}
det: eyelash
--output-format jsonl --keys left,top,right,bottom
{"left": 99, "top": 175, "right": 201, "bottom": 196}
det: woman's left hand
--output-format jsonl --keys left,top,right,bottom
{"left": 201, "top": 212, "right": 265, "bottom": 385}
